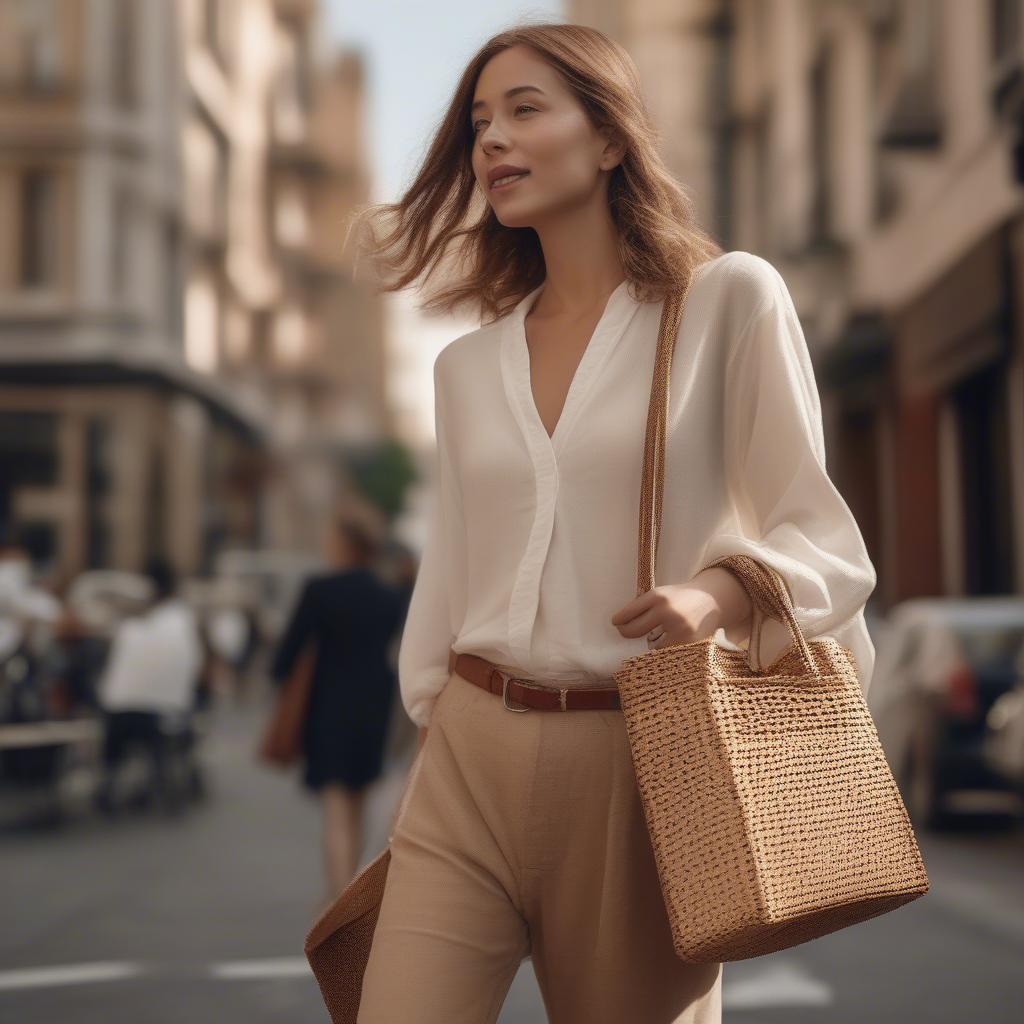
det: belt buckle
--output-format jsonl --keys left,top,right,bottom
{"left": 501, "top": 673, "right": 569, "bottom": 711}
{"left": 501, "top": 674, "right": 530, "bottom": 712}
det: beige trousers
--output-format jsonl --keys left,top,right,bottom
{"left": 357, "top": 668, "right": 723, "bottom": 1023}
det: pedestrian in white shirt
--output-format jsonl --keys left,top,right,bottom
{"left": 94, "top": 557, "right": 203, "bottom": 814}
{"left": 344, "top": 23, "right": 876, "bottom": 1024}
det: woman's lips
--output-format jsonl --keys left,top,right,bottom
{"left": 491, "top": 171, "right": 530, "bottom": 191}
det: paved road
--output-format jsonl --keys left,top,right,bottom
{"left": 1, "top": 695, "right": 1021, "bottom": 1022}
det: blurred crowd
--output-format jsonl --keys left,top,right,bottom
{"left": 0, "top": 517, "right": 418, "bottom": 838}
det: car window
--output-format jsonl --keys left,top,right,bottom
{"left": 956, "top": 625, "right": 1024, "bottom": 667}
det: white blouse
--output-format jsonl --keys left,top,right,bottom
{"left": 398, "top": 250, "right": 878, "bottom": 728}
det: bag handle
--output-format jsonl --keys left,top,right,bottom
{"left": 699, "top": 554, "right": 817, "bottom": 674}
{"left": 636, "top": 290, "right": 816, "bottom": 676}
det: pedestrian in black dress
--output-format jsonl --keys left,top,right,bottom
{"left": 270, "top": 516, "right": 408, "bottom": 897}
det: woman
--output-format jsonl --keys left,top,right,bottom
{"left": 351, "top": 22, "right": 876, "bottom": 1024}
{"left": 270, "top": 517, "right": 407, "bottom": 898}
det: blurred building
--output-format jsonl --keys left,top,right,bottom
{"left": 256, "top": 0, "right": 391, "bottom": 551}
{"left": 572, "top": 0, "right": 1024, "bottom": 608}
{"left": 0, "top": 0, "right": 386, "bottom": 582}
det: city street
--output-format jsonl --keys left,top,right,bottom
{"left": 1, "top": 695, "right": 1021, "bottom": 1024}
{"left": 3, "top": 2, "right": 1023, "bottom": 1023}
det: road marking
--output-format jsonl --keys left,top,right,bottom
{"left": 0, "top": 954, "right": 831, "bottom": 1008}
{"left": 0, "top": 958, "right": 315, "bottom": 992}
{"left": 0, "top": 962, "right": 145, "bottom": 992}
{"left": 209, "top": 957, "right": 312, "bottom": 980}
{"left": 722, "top": 960, "right": 833, "bottom": 1008}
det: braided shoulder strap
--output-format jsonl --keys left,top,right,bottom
{"left": 636, "top": 288, "right": 815, "bottom": 675}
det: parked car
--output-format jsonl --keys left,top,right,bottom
{"left": 867, "top": 597, "right": 1024, "bottom": 828}
{"left": 983, "top": 650, "right": 1024, "bottom": 801}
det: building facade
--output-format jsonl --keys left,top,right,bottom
{"left": 570, "top": 0, "right": 1024, "bottom": 608}
{"left": 0, "top": 0, "right": 384, "bottom": 582}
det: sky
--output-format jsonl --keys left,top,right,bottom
{"left": 319, "top": 1, "right": 566, "bottom": 545}
{"left": 322, "top": 0, "right": 564, "bottom": 201}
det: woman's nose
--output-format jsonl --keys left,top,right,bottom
{"left": 479, "top": 125, "right": 507, "bottom": 153}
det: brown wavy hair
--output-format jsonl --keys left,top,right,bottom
{"left": 347, "top": 20, "right": 723, "bottom": 323}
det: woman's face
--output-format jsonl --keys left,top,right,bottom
{"left": 470, "top": 44, "right": 621, "bottom": 229}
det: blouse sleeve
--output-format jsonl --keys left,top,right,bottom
{"left": 397, "top": 355, "right": 464, "bottom": 728}
{"left": 698, "top": 260, "right": 879, "bottom": 696}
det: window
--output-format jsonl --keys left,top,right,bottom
{"left": 111, "top": 0, "right": 137, "bottom": 109}
{"left": 164, "top": 218, "right": 184, "bottom": 341}
{"left": 709, "top": 6, "right": 733, "bottom": 248}
{"left": 143, "top": 444, "right": 167, "bottom": 565}
{"left": 753, "top": 102, "right": 773, "bottom": 254}
{"left": 955, "top": 363, "right": 1015, "bottom": 595}
{"left": 903, "top": 0, "right": 940, "bottom": 80}
{"left": 111, "top": 186, "right": 135, "bottom": 298}
{"left": 0, "top": 412, "right": 59, "bottom": 487}
{"left": 5, "top": 0, "right": 60, "bottom": 90}
{"left": 990, "top": 0, "right": 1024, "bottom": 116}
{"left": 17, "top": 521, "right": 58, "bottom": 571}
{"left": 810, "top": 51, "right": 831, "bottom": 243}
{"left": 19, "top": 169, "right": 59, "bottom": 289}
{"left": 877, "top": 0, "right": 943, "bottom": 147}
{"left": 991, "top": 0, "right": 1022, "bottom": 63}
{"left": 85, "top": 416, "right": 113, "bottom": 569}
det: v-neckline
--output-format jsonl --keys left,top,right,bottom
{"left": 512, "top": 277, "right": 638, "bottom": 450}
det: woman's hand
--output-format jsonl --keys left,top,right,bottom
{"left": 610, "top": 567, "right": 753, "bottom": 650}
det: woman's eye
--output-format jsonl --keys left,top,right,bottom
{"left": 472, "top": 104, "right": 538, "bottom": 133}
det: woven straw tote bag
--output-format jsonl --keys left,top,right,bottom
{"left": 611, "top": 287, "right": 930, "bottom": 964}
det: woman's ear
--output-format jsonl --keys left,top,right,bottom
{"left": 598, "top": 128, "right": 626, "bottom": 171}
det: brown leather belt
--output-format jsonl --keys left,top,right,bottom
{"left": 448, "top": 649, "right": 622, "bottom": 712}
